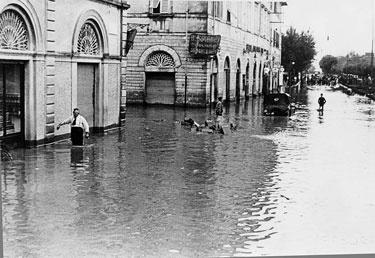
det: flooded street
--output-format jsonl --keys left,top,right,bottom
{"left": 2, "top": 86, "right": 375, "bottom": 257}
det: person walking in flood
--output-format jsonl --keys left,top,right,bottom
{"left": 215, "top": 96, "right": 223, "bottom": 116}
{"left": 215, "top": 97, "right": 225, "bottom": 131}
{"left": 57, "top": 108, "right": 89, "bottom": 146}
{"left": 318, "top": 93, "right": 326, "bottom": 111}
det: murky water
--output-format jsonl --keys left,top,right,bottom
{"left": 2, "top": 86, "right": 375, "bottom": 257}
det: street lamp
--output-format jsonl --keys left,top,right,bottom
{"left": 289, "top": 61, "right": 295, "bottom": 86}
{"left": 264, "top": 67, "right": 270, "bottom": 95}
{"left": 292, "top": 62, "right": 296, "bottom": 84}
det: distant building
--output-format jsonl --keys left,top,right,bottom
{"left": 0, "top": 0, "right": 129, "bottom": 148}
{"left": 364, "top": 52, "right": 374, "bottom": 66}
{"left": 125, "top": 1, "right": 287, "bottom": 106}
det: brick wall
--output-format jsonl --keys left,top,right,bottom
{"left": 125, "top": 33, "right": 210, "bottom": 106}
{"left": 125, "top": 31, "right": 268, "bottom": 106}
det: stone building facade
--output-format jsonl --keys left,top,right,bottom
{"left": 125, "top": 1, "right": 286, "bottom": 107}
{"left": 0, "top": 0, "right": 129, "bottom": 148}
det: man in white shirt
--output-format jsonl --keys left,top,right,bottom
{"left": 57, "top": 108, "right": 90, "bottom": 146}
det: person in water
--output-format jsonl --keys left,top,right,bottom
{"left": 57, "top": 108, "right": 89, "bottom": 146}
{"left": 318, "top": 93, "right": 326, "bottom": 111}
{"left": 215, "top": 96, "right": 223, "bottom": 116}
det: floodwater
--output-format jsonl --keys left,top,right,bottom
{"left": 2, "top": 86, "right": 375, "bottom": 257}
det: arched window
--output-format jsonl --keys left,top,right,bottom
{"left": 146, "top": 51, "right": 175, "bottom": 68}
{"left": 224, "top": 57, "right": 230, "bottom": 70}
{"left": 212, "top": 56, "right": 218, "bottom": 73}
{"left": 0, "top": 10, "right": 29, "bottom": 50}
{"left": 77, "top": 22, "right": 99, "bottom": 55}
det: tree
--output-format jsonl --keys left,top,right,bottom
{"left": 307, "top": 65, "right": 316, "bottom": 74}
{"left": 281, "top": 27, "right": 316, "bottom": 79}
{"left": 319, "top": 55, "right": 338, "bottom": 75}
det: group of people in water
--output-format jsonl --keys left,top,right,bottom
{"left": 58, "top": 93, "right": 326, "bottom": 146}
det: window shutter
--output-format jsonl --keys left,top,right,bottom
{"left": 153, "top": 0, "right": 160, "bottom": 8}
{"left": 161, "top": 0, "right": 169, "bottom": 13}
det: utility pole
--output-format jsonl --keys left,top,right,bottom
{"left": 0, "top": 141, "right": 3, "bottom": 258}
{"left": 371, "top": 0, "right": 374, "bottom": 79}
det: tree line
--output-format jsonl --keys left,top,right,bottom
{"left": 280, "top": 26, "right": 373, "bottom": 87}
{"left": 319, "top": 52, "right": 375, "bottom": 78}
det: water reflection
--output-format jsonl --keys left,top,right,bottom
{"left": 2, "top": 86, "right": 375, "bottom": 257}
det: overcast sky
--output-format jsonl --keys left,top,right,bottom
{"left": 283, "top": 0, "right": 374, "bottom": 63}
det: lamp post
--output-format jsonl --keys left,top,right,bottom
{"left": 264, "top": 67, "right": 270, "bottom": 95}
{"left": 289, "top": 61, "right": 295, "bottom": 86}
{"left": 279, "top": 67, "right": 285, "bottom": 92}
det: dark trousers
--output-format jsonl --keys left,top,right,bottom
{"left": 71, "top": 127, "right": 84, "bottom": 146}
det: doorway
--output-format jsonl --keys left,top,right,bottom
{"left": 145, "top": 72, "right": 175, "bottom": 105}
{"left": 236, "top": 59, "right": 241, "bottom": 102}
{"left": 245, "top": 63, "right": 250, "bottom": 98}
{"left": 252, "top": 61, "right": 257, "bottom": 96}
{"left": 224, "top": 57, "right": 230, "bottom": 103}
{"left": 77, "top": 63, "right": 98, "bottom": 130}
{"left": 0, "top": 63, "right": 24, "bottom": 148}
{"left": 210, "top": 57, "right": 218, "bottom": 104}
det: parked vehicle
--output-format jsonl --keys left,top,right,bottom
{"left": 263, "top": 93, "right": 294, "bottom": 116}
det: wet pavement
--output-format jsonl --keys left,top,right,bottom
{"left": 2, "top": 85, "right": 375, "bottom": 257}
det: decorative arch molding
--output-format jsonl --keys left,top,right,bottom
{"left": 72, "top": 10, "right": 109, "bottom": 55}
{"left": 146, "top": 51, "right": 175, "bottom": 67}
{"left": 139, "top": 45, "right": 181, "bottom": 68}
{"left": 0, "top": 1, "right": 43, "bottom": 51}
{"left": 77, "top": 22, "right": 100, "bottom": 55}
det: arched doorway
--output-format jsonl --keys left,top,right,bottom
{"left": 252, "top": 60, "right": 257, "bottom": 97}
{"left": 145, "top": 51, "right": 176, "bottom": 105}
{"left": 210, "top": 56, "right": 218, "bottom": 104}
{"left": 235, "top": 59, "right": 241, "bottom": 102}
{"left": 224, "top": 57, "right": 230, "bottom": 103}
{"left": 0, "top": 10, "right": 32, "bottom": 148}
{"left": 258, "top": 62, "right": 263, "bottom": 95}
{"left": 245, "top": 62, "right": 250, "bottom": 99}
{"left": 76, "top": 20, "right": 102, "bottom": 131}
{"left": 262, "top": 64, "right": 269, "bottom": 95}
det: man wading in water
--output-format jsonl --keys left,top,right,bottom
{"left": 57, "top": 108, "right": 90, "bottom": 146}
{"left": 215, "top": 96, "right": 223, "bottom": 116}
{"left": 318, "top": 93, "right": 326, "bottom": 111}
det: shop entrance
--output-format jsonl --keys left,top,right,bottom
{"left": 0, "top": 63, "right": 24, "bottom": 148}
{"left": 145, "top": 72, "right": 175, "bottom": 105}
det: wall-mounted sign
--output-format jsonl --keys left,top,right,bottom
{"left": 189, "top": 34, "right": 221, "bottom": 56}
{"left": 124, "top": 29, "right": 137, "bottom": 56}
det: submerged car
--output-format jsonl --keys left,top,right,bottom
{"left": 263, "top": 93, "right": 294, "bottom": 116}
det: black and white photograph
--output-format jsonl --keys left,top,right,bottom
{"left": 0, "top": 0, "right": 374, "bottom": 257}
